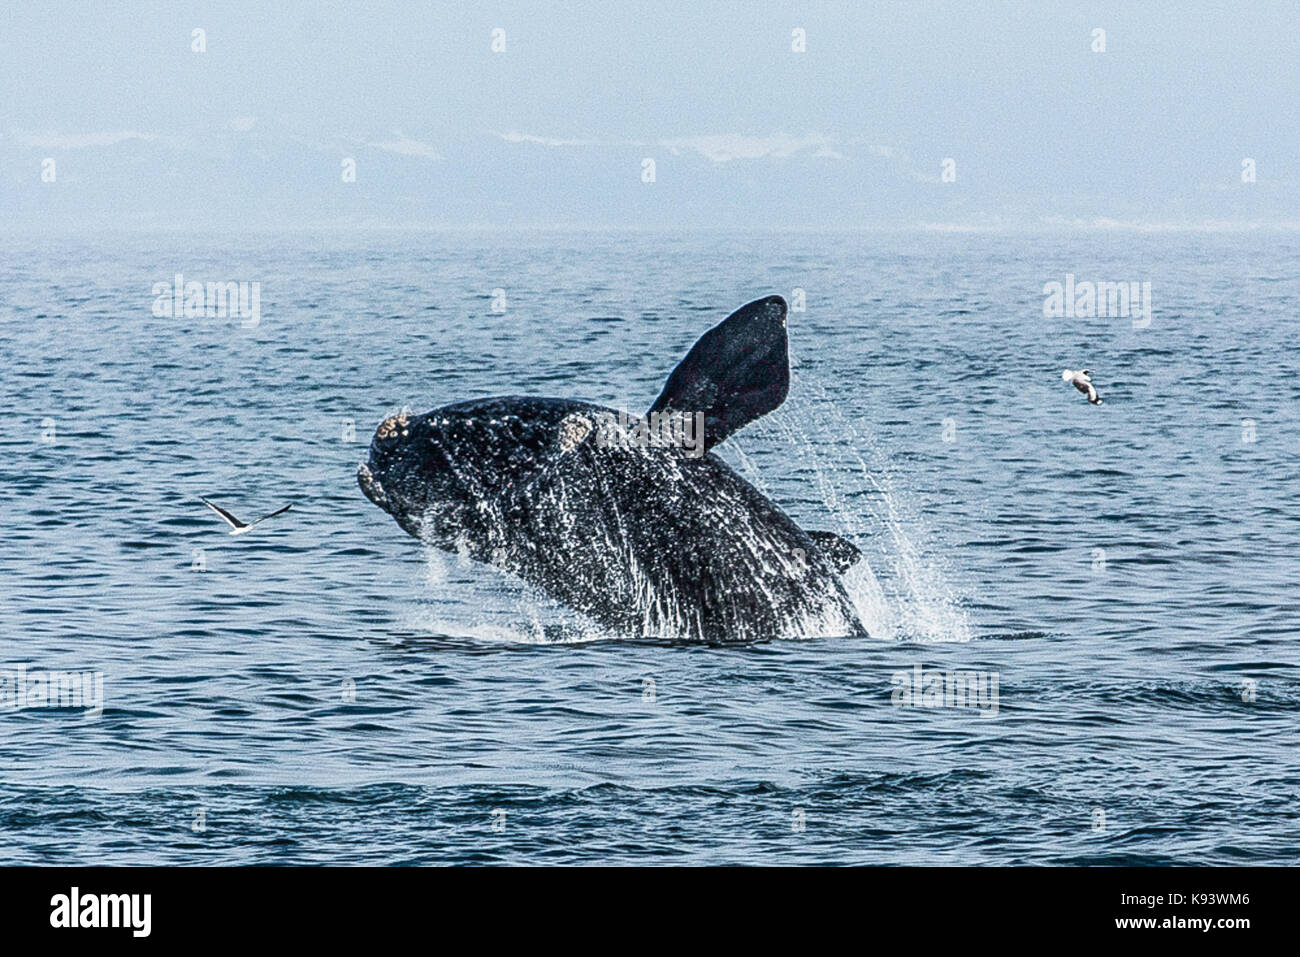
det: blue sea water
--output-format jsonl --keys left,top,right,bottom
{"left": 0, "top": 229, "right": 1296, "bottom": 864}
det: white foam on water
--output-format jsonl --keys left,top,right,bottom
{"left": 406, "top": 546, "right": 613, "bottom": 644}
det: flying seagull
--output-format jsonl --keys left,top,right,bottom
{"left": 1062, "top": 368, "right": 1102, "bottom": 405}
{"left": 200, "top": 497, "right": 293, "bottom": 535}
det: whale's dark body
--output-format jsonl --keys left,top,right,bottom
{"left": 358, "top": 296, "right": 867, "bottom": 641}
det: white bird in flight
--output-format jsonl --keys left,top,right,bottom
{"left": 1062, "top": 368, "right": 1103, "bottom": 405}
{"left": 200, "top": 497, "right": 293, "bottom": 535}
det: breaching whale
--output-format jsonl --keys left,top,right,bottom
{"left": 358, "top": 295, "right": 867, "bottom": 641}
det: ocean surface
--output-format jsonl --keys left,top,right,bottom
{"left": 0, "top": 229, "right": 1296, "bottom": 865}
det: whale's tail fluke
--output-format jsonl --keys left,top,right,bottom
{"left": 648, "top": 295, "right": 789, "bottom": 449}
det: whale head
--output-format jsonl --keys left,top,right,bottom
{"left": 359, "top": 398, "right": 582, "bottom": 550}
{"left": 358, "top": 409, "right": 484, "bottom": 547}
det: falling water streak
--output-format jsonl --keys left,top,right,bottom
{"left": 727, "top": 443, "right": 772, "bottom": 498}
{"left": 742, "top": 372, "right": 972, "bottom": 643}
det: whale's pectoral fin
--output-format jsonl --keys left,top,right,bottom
{"left": 806, "top": 530, "right": 861, "bottom": 574}
{"left": 648, "top": 295, "right": 790, "bottom": 449}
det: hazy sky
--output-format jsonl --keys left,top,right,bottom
{"left": 2, "top": 1, "right": 1297, "bottom": 229}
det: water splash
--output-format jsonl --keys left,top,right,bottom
{"left": 726, "top": 377, "right": 973, "bottom": 643}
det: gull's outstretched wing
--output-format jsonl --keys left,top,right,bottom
{"left": 200, "top": 497, "right": 246, "bottom": 530}
{"left": 248, "top": 503, "right": 293, "bottom": 527}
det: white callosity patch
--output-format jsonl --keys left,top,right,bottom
{"left": 557, "top": 413, "right": 594, "bottom": 453}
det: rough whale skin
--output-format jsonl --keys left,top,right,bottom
{"left": 358, "top": 295, "right": 867, "bottom": 642}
